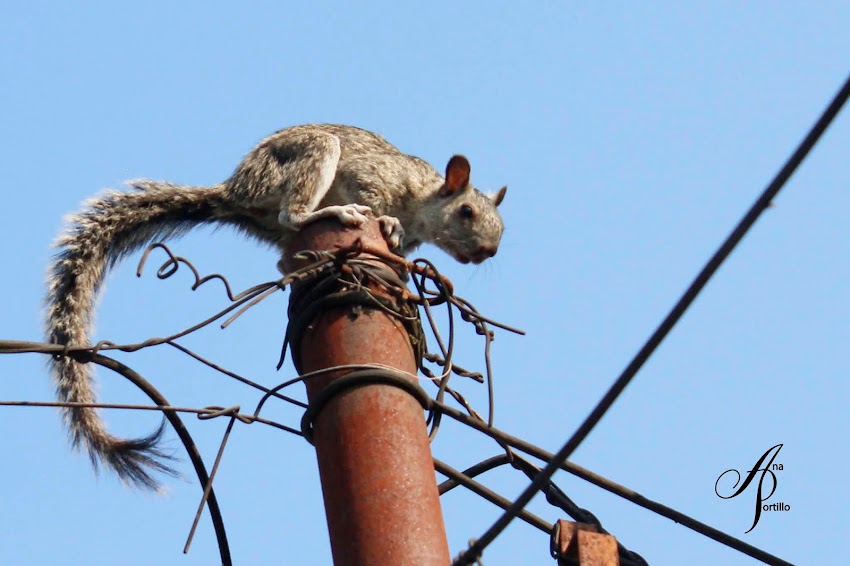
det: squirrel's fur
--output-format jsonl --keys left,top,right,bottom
{"left": 46, "top": 124, "right": 507, "bottom": 488}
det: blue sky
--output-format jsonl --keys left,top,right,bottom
{"left": 1, "top": 2, "right": 848, "bottom": 564}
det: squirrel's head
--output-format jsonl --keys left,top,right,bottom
{"left": 427, "top": 155, "right": 507, "bottom": 264}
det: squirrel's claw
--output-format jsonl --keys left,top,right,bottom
{"left": 377, "top": 215, "right": 405, "bottom": 251}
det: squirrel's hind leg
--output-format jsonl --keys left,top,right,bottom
{"left": 274, "top": 132, "right": 368, "bottom": 229}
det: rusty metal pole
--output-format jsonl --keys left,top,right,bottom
{"left": 282, "top": 218, "right": 450, "bottom": 566}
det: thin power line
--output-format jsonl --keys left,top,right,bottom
{"left": 455, "top": 71, "right": 850, "bottom": 565}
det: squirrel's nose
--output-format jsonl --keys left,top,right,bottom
{"left": 471, "top": 245, "right": 498, "bottom": 264}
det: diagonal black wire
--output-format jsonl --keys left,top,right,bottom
{"left": 90, "top": 354, "right": 232, "bottom": 566}
{"left": 434, "top": 401, "right": 793, "bottom": 564}
{"left": 455, "top": 72, "right": 850, "bottom": 565}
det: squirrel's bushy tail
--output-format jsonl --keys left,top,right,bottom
{"left": 45, "top": 181, "right": 230, "bottom": 489}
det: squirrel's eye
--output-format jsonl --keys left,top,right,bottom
{"left": 460, "top": 204, "right": 475, "bottom": 219}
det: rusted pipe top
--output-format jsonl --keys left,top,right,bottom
{"left": 279, "top": 217, "right": 387, "bottom": 274}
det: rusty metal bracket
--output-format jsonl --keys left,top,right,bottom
{"left": 551, "top": 520, "right": 620, "bottom": 566}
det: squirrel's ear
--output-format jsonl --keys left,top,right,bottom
{"left": 492, "top": 185, "right": 507, "bottom": 207}
{"left": 443, "top": 155, "right": 471, "bottom": 196}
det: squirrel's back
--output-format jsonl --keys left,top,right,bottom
{"left": 45, "top": 123, "right": 506, "bottom": 488}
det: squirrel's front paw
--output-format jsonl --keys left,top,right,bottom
{"left": 334, "top": 204, "right": 373, "bottom": 226}
{"left": 283, "top": 204, "right": 374, "bottom": 229}
{"left": 377, "top": 215, "right": 404, "bottom": 252}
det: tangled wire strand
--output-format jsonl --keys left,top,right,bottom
{"left": 1, "top": 229, "right": 798, "bottom": 565}
{"left": 10, "top": 69, "right": 846, "bottom": 566}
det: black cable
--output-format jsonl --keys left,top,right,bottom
{"left": 454, "top": 72, "right": 850, "bottom": 565}
{"left": 91, "top": 354, "right": 232, "bottom": 566}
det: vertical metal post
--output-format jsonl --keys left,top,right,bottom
{"left": 282, "top": 218, "right": 450, "bottom": 566}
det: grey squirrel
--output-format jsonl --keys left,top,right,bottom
{"left": 45, "top": 123, "right": 507, "bottom": 488}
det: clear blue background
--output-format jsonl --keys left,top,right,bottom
{"left": 1, "top": 2, "right": 848, "bottom": 564}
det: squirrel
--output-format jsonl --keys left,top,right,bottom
{"left": 45, "top": 123, "right": 507, "bottom": 488}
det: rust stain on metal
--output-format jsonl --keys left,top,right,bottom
{"left": 284, "top": 218, "right": 450, "bottom": 566}
{"left": 553, "top": 520, "right": 619, "bottom": 566}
